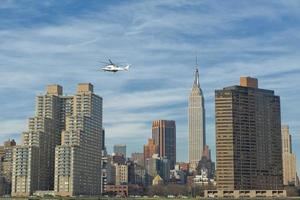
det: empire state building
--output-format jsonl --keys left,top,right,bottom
{"left": 188, "top": 67, "right": 206, "bottom": 170}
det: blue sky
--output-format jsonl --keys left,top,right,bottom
{"left": 1, "top": 0, "right": 300, "bottom": 172}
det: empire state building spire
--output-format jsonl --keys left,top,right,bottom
{"left": 194, "top": 68, "right": 200, "bottom": 86}
{"left": 194, "top": 56, "right": 200, "bottom": 86}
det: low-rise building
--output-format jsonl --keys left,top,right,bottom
{"left": 194, "top": 169, "right": 215, "bottom": 185}
{"left": 33, "top": 190, "right": 55, "bottom": 197}
{"left": 170, "top": 169, "right": 185, "bottom": 184}
{"left": 105, "top": 185, "right": 128, "bottom": 197}
{"left": 205, "top": 190, "right": 286, "bottom": 198}
{"left": 152, "top": 175, "right": 163, "bottom": 185}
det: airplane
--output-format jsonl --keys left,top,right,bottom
{"left": 100, "top": 59, "right": 131, "bottom": 73}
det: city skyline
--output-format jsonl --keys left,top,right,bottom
{"left": 1, "top": 0, "right": 300, "bottom": 175}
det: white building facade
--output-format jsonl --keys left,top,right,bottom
{"left": 54, "top": 83, "right": 103, "bottom": 196}
{"left": 12, "top": 85, "right": 62, "bottom": 197}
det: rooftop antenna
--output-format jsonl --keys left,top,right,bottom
{"left": 194, "top": 52, "right": 200, "bottom": 86}
{"left": 195, "top": 51, "right": 199, "bottom": 69}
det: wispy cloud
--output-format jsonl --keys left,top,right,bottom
{"left": 0, "top": 119, "right": 26, "bottom": 140}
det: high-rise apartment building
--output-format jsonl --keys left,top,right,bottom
{"left": 11, "top": 83, "right": 103, "bottom": 197}
{"left": 54, "top": 83, "right": 102, "bottom": 196}
{"left": 114, "top": 144, "right": 127, "bottom": 158}
{"left": 152, "top": 120, "right": 176, "bottom": 169}
{"left": 0, "top": 139, "right": 16, "bottom": 195}
{"left": 282, "top": 125, "right": 297, "bottom": 186}
{"left": 12, "top": 85, "right": 63, "bottom": 196}
{"left": 215, "top": 77, "right": 283, "bottom": 190}
{"left": 188, "top": 68, "right": 206, "bottom": 170}
{"left": 143, "top": 138, "right": 158, "bottom": 165}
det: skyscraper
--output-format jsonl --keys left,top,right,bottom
{"left": 131, "top": 162, "right": 146, "bottom": 186}
{"left": 131, "top": 152, "right": 144, "bottom": 167}
{"left": 152, "top": 120, "right": 176, "bottom": 169}
{"left": 145, "top": 154, "right": 170, "bottom": 186}
{"left": 54, "top": 83, "right": 103, "bottom": 196}
{"left": 143, "top": 138, "right": 158, "bottom": 165}
{"left": 282, "top": 125, "right": 297, "bottom": 186}
{"left": 202, "top": 145, "right": 211, "bottom": 160}
{"left": 11, "top": 83, "right": 103, "bottom": 197}
{"left": 102, "top": 129, "right": 106, "bottom": 152}
{"left": 188, "top": 68, "right": 206, "bottom": 170}
{"left": 114, "top": 144, "right": 127, "bottom": 158}
{"left": 197, "top": 145, "right": 215, "bottom": 180}
{"left": 0, "top": 139, "right": 16, "bottom": 195}
{"left": 215, "top": 77, "right": 283, "bottom": 190}
{"left": 106, "top": 156, "right": 116, "bottom": 185}
{"left": 12, "top": 85, "right": 63, "bottom": 197}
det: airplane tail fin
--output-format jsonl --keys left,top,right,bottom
{"left": 124, "top": 64, "right": 131, "bottom": 71}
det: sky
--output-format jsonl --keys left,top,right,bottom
{"left": 0, "top": 0, "right": 300, "bottom": 172}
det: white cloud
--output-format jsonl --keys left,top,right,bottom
{"left": 0, "top": 119, "right": 26, "bottom": 136}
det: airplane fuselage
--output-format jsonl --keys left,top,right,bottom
{"left": 101, "top": 64, "right": 130, "bottom": 72}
